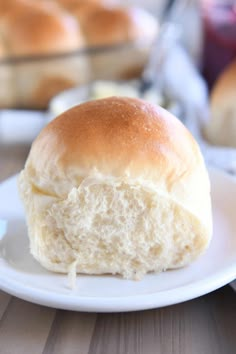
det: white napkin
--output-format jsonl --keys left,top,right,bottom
{"left": 161, "top": 43, "right": 236, "bottom": 173}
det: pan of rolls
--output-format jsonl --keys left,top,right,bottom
{"left": 0, "top": 0, "right": 159, "bottom": 109}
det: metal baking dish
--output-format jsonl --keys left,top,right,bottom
{"left": 0, "top": 39, "right": 153, "bottom": 110}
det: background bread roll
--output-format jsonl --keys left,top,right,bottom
{"left": 81, "top": 6, "right": 158, "bottom": 46}
{"left": 19, "top": 97, "right": 212, "bottom": 280}
{"left": 0, "top": 2, "right": 89, "bottom": 108}
{"left": 69, "top": 1, "right": 107, "bottom": 26}
{"left": 81, "top": 6, "right": 158, "bottom": 80}
{"left": 204, "top": 59, "right": 236, "bottom": 148}
{"left": 0, "top": 0, "right": 159, "bottom": 108}
{"left": 0, "top": 37, "right": 15, "bottom": 107}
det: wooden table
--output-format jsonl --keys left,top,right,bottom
{"left": 0, "top": 143, "right": 235, "bottom": 354}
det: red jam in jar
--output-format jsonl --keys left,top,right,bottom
{"left": 202, "top": 0, "right": 236, "bottom": 89}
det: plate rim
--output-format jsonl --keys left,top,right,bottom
{"left": 0, "top": 261, "right": 236, "bottom": 312}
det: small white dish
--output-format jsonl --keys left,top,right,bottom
{"left": 0, "top": 168, "right": 235, "bottom": 313}
{"left": 48, "top": 80, "right": 182, "bottom": 122}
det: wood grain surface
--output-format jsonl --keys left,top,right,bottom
{"left": 0, "top": 142, "right": 235, "bottom": 354}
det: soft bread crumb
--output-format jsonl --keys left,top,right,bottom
{"left": 19, "top": 173, "right": 210, "bottom": 280}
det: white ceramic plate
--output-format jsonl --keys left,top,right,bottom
{"left": 0, "top": 169, "right": 236, "bottom": 313}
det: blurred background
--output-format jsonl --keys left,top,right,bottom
{"left": 0, "top": 0, "right": 236, "bottom": 172}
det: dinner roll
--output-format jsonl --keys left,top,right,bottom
{"left": 69, "top": 1, "right": 107, "bottom": 26}
{"left": 82, "top": 6, "right": 158, "bottom": 46}
{"left": 0, "top": 2, "right": 89, "bottom": 108}
{"left": 204, "top": 59, "right": 236, "bottom": 147}
{"left": 19, "top": 97, "right": 212, "bottom": 280}
{"left": 0, "top": 0, "right": 61, "bottom": 23}
{"left": 0, "top": 37, "right": 15, "bottom": 107}
{"left": 0, "top": 5, "right": 83, "bottom": 56}
{"left": 82, "top": 6, "right": 158, "bottom": 80}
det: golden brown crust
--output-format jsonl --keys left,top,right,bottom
{"left": 0, "top": 0, "right": 157, "bottom": 58}
{"left": 0, "top": 0, "right": 17, "bottom": 16}
{"left": 27, "top": 97, "right": 201, "bottom": 190}
{"left": 0, "top": 1, "right": 84, "bottom": 56}
{"left": 0, "top": 0, "right": 60, "bottom": 18}
{"left": 210, "top": 59, "right": 236, "bottom": 107}
{"left": 70, "top": 2, "right": 107, "bottom": 25}
{"left": 81, "top": 6, "right": 158, "bottom": 46}
{"left": 203, "top": 59, "right": 236, "bottom": 147}
{"left": 55, "top": 0, "right": 104, "bottom": 11}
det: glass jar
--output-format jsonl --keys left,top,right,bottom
{"left": 201, "top": 0, "right": 236, "bottom": 88}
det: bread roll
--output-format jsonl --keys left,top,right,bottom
{"left": 0, "top": 0, "right": 61, "bottom": 22}
{"left": 82, "top": 6, "right": 158, "bottom": 80}
{"left": 69, "top": 1, "right": 107, "bottom": 26}
{"left": 0, "top": 4, "right": 84, "bottom": 56}
{"left": 0, "top": 37, "right": 15, "bottom": 107}
{"left": 0, "top": 0, "right": 159, "bottom": 108}
{"left": 0, "top": 2, "right": 89, "bottom": 108}
{"left": 204, "top": 59, "right": 236, "bottom": 147}
{"left": 19, "top": 97, "right": 212, "bottom": 280}
{"left": 82, "top": 6, "right": 158, "bottom": 46}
